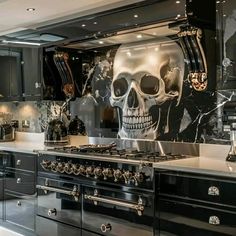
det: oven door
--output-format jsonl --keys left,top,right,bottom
{"left": 37, "top": 177, "right": 81, "bottom": 228}
{"left": 82, "top": 186, "right": 154, "bottom": 236}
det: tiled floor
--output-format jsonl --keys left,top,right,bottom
{"left": 0, "top": 227, "right": 24, "bottom": 236}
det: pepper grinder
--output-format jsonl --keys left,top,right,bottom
{"left": 226, "top": 123, "right": 236, "bottom": 162}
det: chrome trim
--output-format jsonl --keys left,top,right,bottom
{"left": 36, "top": 184, "right": 80, "bottom": 202}
{"left": 208, "top": 186, "right": 220, "bottom": 196}
{"left": 84, "top": 191, "right": 144, "bottom": 216}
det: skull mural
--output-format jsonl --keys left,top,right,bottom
{"left": 110, "top": 38, "right": 185, "bottom": 139}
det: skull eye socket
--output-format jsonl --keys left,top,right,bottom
{"left": 113, "top": 77, "right": 128, "bottom": 97}
{"left": 140, "top": 74, "right": 159, "bottom": 95}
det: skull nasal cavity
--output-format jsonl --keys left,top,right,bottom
{"left": 128, "top": 88, "right": 139, "bottom": 108}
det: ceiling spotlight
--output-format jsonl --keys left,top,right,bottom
{"left": 176, "top": 1, "right": 181, "bottom": 3}
{"left": 81, "top": 24, "right": 86, "bottom": 27}
{"left": 216, "top": 0, "right": 220, "bottom": 3}
{"left": 134, "top": 14, "right": 138, "bottom": 18}
{"left": 126, "top": 52, "right": 131, "bottom": 57}
{"left": 99, "top": 41, "right": 104, "bottom": 44}
{"left": 136, "top": 34, "right": 142, "bottom": 39}
{"left": 26, "top": 8, "right": 35, "bottom": 12}
{"left": 93, "top": 22, "right": 97, "bottom": 25}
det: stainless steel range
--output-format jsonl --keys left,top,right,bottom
{"left": 36, "top": 142, "right": 192, "bottom": 236}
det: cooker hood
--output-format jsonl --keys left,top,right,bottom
{"left": 0, "top": 0, "right": 215, "bottom": 47}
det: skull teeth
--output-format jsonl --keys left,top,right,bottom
{"left": 123, "top": 115, "right": 153, "bottom": 130}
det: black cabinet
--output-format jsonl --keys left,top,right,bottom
{"left": 155, "top": 171, "right": 236, "bottom": 236}
{"left": 0, "top": 48, "right": 23, "bottom": 101}
{"left": 3, "top": 152, "right": 36, "bottom": 232}
{"left": 22, "top": 48, "right": 42, "bottom": 100}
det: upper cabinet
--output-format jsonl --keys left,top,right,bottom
{"left": 217, "top": 0, "right": 236, "bottom": 89}
{"left": 22, "top": 48, "right": 42, "bottom": 100}
{"left": 0, "top": 47, "right": 22, "bottom": 101}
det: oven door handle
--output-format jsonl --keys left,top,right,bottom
{"left": 84, "top": 194, "right": 144, "bottom": 216}
{"left": 36, "top": 184, "right": 80, "bottom": 202}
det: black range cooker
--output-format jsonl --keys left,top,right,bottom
{"left": 36, "top": 145, "right": 187, "bottom": 236}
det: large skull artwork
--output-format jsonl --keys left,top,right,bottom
{"left": 110, "top": 38, "right": 185, "bottom": 139}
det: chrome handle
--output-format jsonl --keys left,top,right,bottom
{"left": 84, "top": 192, "right": 144, "bottom": 216}
{"left": 16, "top": 178, "right": 22, "bottom": 184}
{"left": 36, "top": 185, "right": 80, "bottom": 202}
{"left": 17, "top": 201, "right": 21, "bottom": 206}
{"left": 16, "top": 160, "right": 21, "bottom": 166}
{"left": 48, "top": 208, "right": 57, "bottom": 216}
{"left": 209, "top": 216, "right": 220, "bottom": 225}
{"left": 101, "top": 223, "right": 112, "bottom": 233}
{"left": 208, "top": 186, "right": 220, "bottom": 196}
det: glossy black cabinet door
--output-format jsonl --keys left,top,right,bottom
{"left": 5, "top": 191, "right": 35, "bottom": 231}
{"left": 82, "top": 186, "right": 154, "bottom": 236}
{"left": 36, "top": 216, "right": 81, "bottom": 236}
{"left": 158, "top": 199, "right": 236, "bottom": 236}
{"left": 22, "top": 47, "right": 42, "bottom": 100}
{"left": 0, "top": 48, "right": 22, "bottom": 101}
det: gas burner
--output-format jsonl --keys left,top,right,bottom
{"left": 50, "top": 146, "right": 186, "bottom": 162}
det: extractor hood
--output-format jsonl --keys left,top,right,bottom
{"left": 0, "top": 0, "right": 215, "bottom": 47}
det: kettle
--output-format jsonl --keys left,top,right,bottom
{"left": 44, "top": 118, "right": 69, "bottom": 145}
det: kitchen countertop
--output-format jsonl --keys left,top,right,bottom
{"left": 0, "top": 132, "right": 235, "bottom": 178}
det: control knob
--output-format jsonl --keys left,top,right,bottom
{"left": 123, "top": 170, "right": 133, "bottom": 184}
{"left": 41, "top": 160, "right": 51, "bottom": 170}
{"left": 86, "top": 166, "right": 94, "bottom": 177}
{"left": 94, "top": 167, "right": 103, "bottom": 179}
{"left": 56, "top": 162, "right": 65, "bottom": 173}
{"left": 50, "top": 161, "right": 58, "bottom": 172}
{"left": 72, "top": 164, "right": 80, "bottom": 175}
{"left": 113, "top": 169, "right": 123, "bottom": 182}
{"left": 133, "top": 172, "right": 144, "bottom": 186}
{"left": 102, "top": 168, "right": 113, "bottom": 180}
{"left": 64, "top": 162, "right": 73, "bottom": 174}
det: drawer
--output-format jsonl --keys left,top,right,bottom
{"left": 5, "top": 170, "right": 35, "bottom": 195}
{"left": 159, "top": 173, "right": 236, "bottom": 206}
{"left": 159, "top": 199, "right": 236, "bottom": 236}
{"left": 37, "top": 177, "right": 81, "bottom": 228}
{"left": 36, "top": 215, "right": 81, "bottom": 236}
{"left": 5, "top": 192, "right": 35, "bottom": 231}
{"left": 82, "top": 186, "right": 153, "bottom": 236}
{"left": 82, "top": 229, "right": 100, "bottom": 236}
{"left": 6, "top": 152, "right": 35, "bottom": 172}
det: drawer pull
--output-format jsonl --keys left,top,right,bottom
{"left": 84, "top": 190, "right": 144, "bottom": 216}
{"left": 16, "top": 178, "right": 22, "bottom": 184}
{"left": 36, "top": 185, "right": 80, "bottom": 202}
{"left": 208, "top": 186, "right": 220, "bottom": 196}
{"left": 48, "top": 208, "right": 57, "bottom": 216}
{"left": 17, "top": 201, "right": 21, "bottom": 206}
{"left": 16, "top": 160, "right": 21, "bottom": 166}
{"left": 209, "top": 216, "right": 220, "bottom": 225}
{"left": 101, "top": 223, "right": 112, "bottom": 233}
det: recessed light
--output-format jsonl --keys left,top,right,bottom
{"left": 134, "top": 14, "right": 138, "bottom": 18}
{"left": 126, "top": 52, "right": 131, "bottom": 57}
{"left": 176, "top": 1, "right": 181, "bottom": 3}
{"left": 26, "top": 8, "right": 35, "bottom": 12}
{"left": 223, "top": 14, "right": 227, "bottom": 17}
{"left": 216, "top": 0, "right": 220, "bottom": 3}
{"left": 81, "top": 24, "right": 86, "bottom": 27}
{"left": 99, "top": 41, "right": 104, "bottom": 44}
{"left": 136, "top": 34, "right": 142, "bottom": 39}
{"left": 93, "top": 22, "right": 97, "bottom": 25}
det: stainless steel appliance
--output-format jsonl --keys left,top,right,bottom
{"left": 36, "top": 144, "right": 190, "bottom": 236}
{"left": 0, "top": 124, "right": 15, "bottom": 142}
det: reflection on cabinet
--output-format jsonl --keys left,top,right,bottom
{"left": 3, "top": 152, "right": 36, "bottom": 232}
{"left": 155, "top": 171, "right": 236, "bottom": 236}
{"left": 22, "top": 48, "right": 42, "bottom": 100}
{"left": 0, "top": 48, "right": 22, "bottom": 101}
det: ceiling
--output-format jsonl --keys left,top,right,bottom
{"left": 0, "top": 0, "right": 145, "bottom": 36}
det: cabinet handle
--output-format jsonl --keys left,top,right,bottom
{"left": 100, "top": 223, "right": 112, "bottom": 233}
{"left": 208, "top": 186, "right": 220, "bottom": 196}
{"left": 48, "top": 208, "right": 57, "bottom": 216}
{"left": 16, "top": 178, "right": 22, "bottom": 184}
{"left": 209, "top": 216, "right": 220, "bottom": 225}
{"left": 17, "top": 201, "right": 21, "bottom": 206}
{"left": 16, "top": 160, "right": 21, "bottom": 166}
